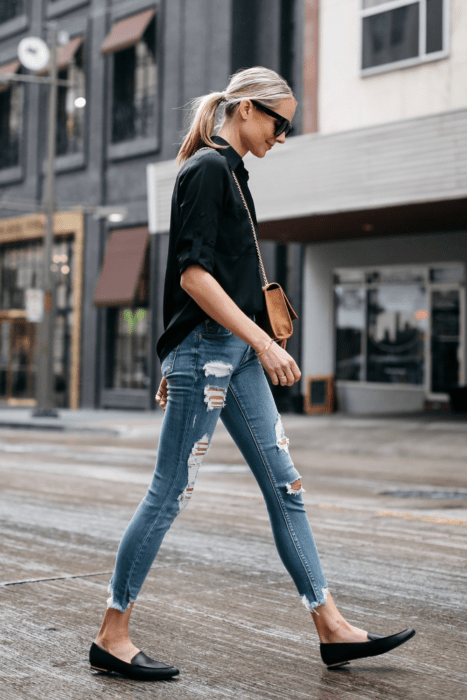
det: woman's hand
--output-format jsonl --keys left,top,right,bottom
{"left": 257, "top": 341, "right": 301, "bottom": 387}
{"left": 156, "top": 377, "right": 168, "bottom": 411}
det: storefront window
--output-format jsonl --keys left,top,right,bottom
{"left": 0, "top": 238, "right": 75, "bottom": 407}
{"left": 334, "top": 264, "right": 464, "bottom": 394}
{"left": 366, "top": 285, "right": 426, "bottom": 385}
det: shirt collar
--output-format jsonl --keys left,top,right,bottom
{"left": 211, "top": 134, "right": 249, "bottom": 181}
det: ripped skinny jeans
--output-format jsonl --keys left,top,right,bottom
{"left": 107, "top": 316, "right": 328, "bottom": 613}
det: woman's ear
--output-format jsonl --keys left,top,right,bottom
{"left": 238, "top": 99, "right": 253, "bottom": 122}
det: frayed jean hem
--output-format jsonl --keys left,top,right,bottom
{"left": 301, "top": 587, "right": 329, "bottom": 614}
{"left": 106, "top": 583, "right": 135, "bottom": 613}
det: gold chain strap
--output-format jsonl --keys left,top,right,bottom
{"left": 196, "top": 147, "right": 269, "bottom": 286}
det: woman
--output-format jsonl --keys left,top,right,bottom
{"left": 89, "top": 67, "right": 415, "bottom": 680}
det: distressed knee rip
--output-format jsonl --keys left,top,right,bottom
{"left": 203, "top": 361, "right": 233, "bottom": 378}
{"left": 178, "top": 433, "right": 210, "bottom": 511}
{"left": 275, "top": 415, "right": 290, "bottom": 454}
{"left": 204, "top": 385, "right": 227, "bottom": 411}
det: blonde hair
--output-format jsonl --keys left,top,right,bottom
{"left": 177, "top": 67, "right": 295, "bottom": 165}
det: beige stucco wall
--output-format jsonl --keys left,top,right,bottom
{"left": 319, "top": 0, "right": 467, "bottom": 134}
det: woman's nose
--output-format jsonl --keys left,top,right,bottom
{"left": 276, "top": 132, "right": 287, "bottom": 144}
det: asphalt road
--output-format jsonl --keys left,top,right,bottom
{"left": 1, "top": 413, "right": 466, "bottom": 700}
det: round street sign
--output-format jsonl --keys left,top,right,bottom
{"left": 18, "top": 36, "right": 50, "bottom": 72}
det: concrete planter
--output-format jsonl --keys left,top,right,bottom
{"left": 336, "top": 381, "right": 426, "bottom": 414}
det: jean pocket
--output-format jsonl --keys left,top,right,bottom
{"left": 161, "top": 345, "right": 179, "bottom": 377}
{"left": 200, "top": 319, "right": 232, "bottom": 338}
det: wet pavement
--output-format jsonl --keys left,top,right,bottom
{"left": 0, "top": 409, "right": 466, "bottom": 699}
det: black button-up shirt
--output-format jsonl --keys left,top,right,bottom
{"left": 156, "top": 135, "right": 264, "bottom": 363}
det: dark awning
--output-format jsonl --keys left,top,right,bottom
{"left": 93, "top": 227, "right": 149, "bottom": 307}
{"left": 37, "top": 36, "right": 83, "bottom": 76}
{"left": 101, "top": 8, "right": 155, "bottom": 55}
{"left": 0, "top": 60, "right": 20, "bottom": 94}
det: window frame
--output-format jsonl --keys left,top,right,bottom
{"left": 360, "top": 0, "right": 451, "bottom": 77}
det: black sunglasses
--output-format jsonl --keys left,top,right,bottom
{"left": 251, "top": 100, "right": 293, "bottom": 137}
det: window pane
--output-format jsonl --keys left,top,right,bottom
{"left": 430, "top": 265, "right": 464, "bottom": 283}
{"left": 56, "top": 50, "right": 85, "bottom": 156}
{"left": 367, "top": 267, "right": 426, "bottom": 284}
{"left": 426, "top": 0, "right": 443, "bottom": 53}
{"left": 366, "top": 285, "right": 426, "bottom": 384}
{"left": 111, "top": 18, "right": 157, "bottom": 144}
{"left": 108, "top": 308, "right": 150, "bottom": 389}
{"left": 431, "top": 290, "right": 460, "bottom": 393}
{"left": 362, "top": 3, "right": 419, "bottom": 69}
{"left": 0, "top": 83, "right": 23, "bottom": 170}
{"left": 335, "top": 287, "right": 365, "bottom": 381}
{"left": 334, "top": 269, "right": 365, "bottom": 284}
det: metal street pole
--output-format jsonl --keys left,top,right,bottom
{"left": 33, "top": 24, "right": 59, "bottom": 417}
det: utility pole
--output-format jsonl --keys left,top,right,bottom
{"left": 33, "top": 24, "right": 59, "bottom": 417}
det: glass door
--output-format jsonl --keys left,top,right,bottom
{"left": 429, "top": 288, "right": 462, "bottom": 395}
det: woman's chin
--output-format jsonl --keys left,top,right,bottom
{"left": 252, "top": 144, "right": 269, "bottom": 158}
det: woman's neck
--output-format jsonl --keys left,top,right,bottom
{"left": 216, "top": 125, "right": 248, "bottom": 158}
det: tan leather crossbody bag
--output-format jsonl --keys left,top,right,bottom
{"left": 228, "top": 167, "right": 298, "bottom": 350}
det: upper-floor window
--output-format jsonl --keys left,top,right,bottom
{"left": 56, "top": 39, "right": 85, "bottom": 156}
{"left": 101, "top": 8, "right": 157, "bottom": 145}
{"left": 361, "top": 0, "right": 447, "bottom": 74}
{"left": 0, "top": 0, "right": 24, "bottom": 24}
{"left": 37, "top": 36, "right": 85, "bottom": 159}
{"left": 0, "top": 62, "right": 24, "bottom": 170}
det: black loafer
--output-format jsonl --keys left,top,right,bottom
{"left": 89, "top": 642, "right": 179, "bottom": 680}
{"left": 320, "top": 628, "right": 416, "bottom": 668}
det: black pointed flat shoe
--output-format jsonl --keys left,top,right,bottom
{"left": 320, "top": 628, "right": 416, "bottom": 668}
{"left": 89, "top": 642, "right": 179, "bottom": 680}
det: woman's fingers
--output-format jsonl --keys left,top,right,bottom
{"left": 258, "top": 342, "right": 301, "bottom": 386}
{"left": 156, "top": 377, "right": 169, "bottom": 411}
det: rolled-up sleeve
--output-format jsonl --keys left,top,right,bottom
{"left": 176, "top": 152, "right": 228, "bottom": 277}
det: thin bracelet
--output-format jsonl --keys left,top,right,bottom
{"left": 256, "top": 338, "right": 274, "bottom": 357}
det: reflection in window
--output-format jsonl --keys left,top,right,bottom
{"left": 56, "top": 44, "right": 85, "bottom": 156}
{"left": 0, "top": 81, "right": 23, "bottom": 170}
{"left": 335, "top": 287, "right": 365, "bottom": 381}
{"left": 0, "top": 0, "right": 23, "bottom": 23}
{"left": 366, "top": 285, "right": 426, "bottom": 385}
{"left": 362, "top": 4, "right": 419, "bottom": 69}
{"left": 112, "top": 18, "right": 157, "bottom": 143}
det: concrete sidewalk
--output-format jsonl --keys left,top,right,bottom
{"left": 0, "top": 406, "right": 465, "bottom": 436}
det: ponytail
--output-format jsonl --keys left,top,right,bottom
{"left": 177, "top": 92, "right": 226, "bottom": 165}
{"left": 177, "top": 67, "right": 295, "bottom": 166}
